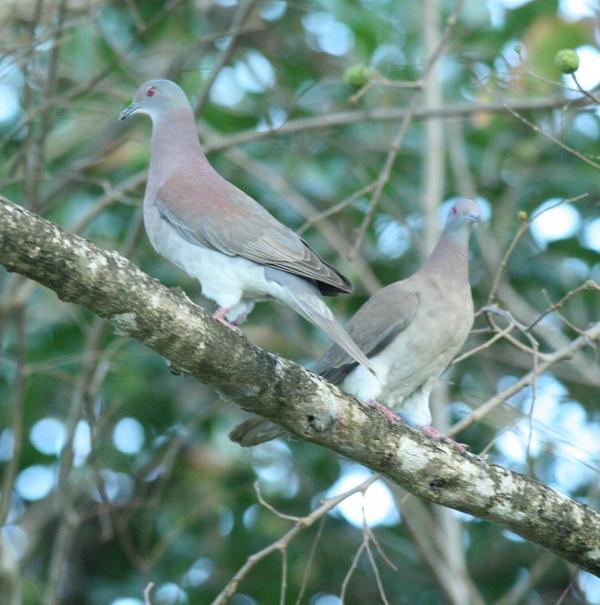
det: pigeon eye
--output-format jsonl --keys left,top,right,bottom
{"left": 451, "top": 206, "right": 458, "bottom": 215}
{"left": 146, "top": 87, "right": 156, "bottom": 97}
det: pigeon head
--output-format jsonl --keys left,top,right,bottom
{"left": 444, "top": 198, "right": 481, "bottom": 232}
{"left": 119, "top": 79, "right": 191, "bottom": 122}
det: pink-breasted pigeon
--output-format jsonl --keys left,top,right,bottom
{"left": 229, "top": 199, "right": 481, "bottom": 450}
{"left": 119, "top": 79, "right": 372, "bottom": 370}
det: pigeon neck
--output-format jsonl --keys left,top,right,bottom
{"left": 423, "top": 225, "right": 471, "bottom": 283}
{"left": 150, "top": 108, "right": 209, "bottom": 174}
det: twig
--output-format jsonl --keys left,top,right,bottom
{"left": 297, "top": 182, "right": 378, "bottom": 235}
{"left": 487, "top": 220, "right": 530, "bottom": 304}
{"left": 294, "top": 517, "right": 327, "bottom": 605}
{"left": 279, "top": 547, "right": 288, "bottom": 605}
{"left": 28, "top": 0, "right": 68, "bottom": 212}
{"left": 143, "top": 582, "right": 155, "bottom": 605}
{"left": 210, "top": 476, "right": 377, "bottom": 605}
{"left": 527, "top": 283, "right": 595, "bottom": 333}
{"left": 362, "top": 523, "right": 398, "bottom": 572}
{"left": 493, "top": 551, "right": 555, "bottom": 605}
{"left": 339, "top": 542, "right": 366, "bottom": 603}
{"left": 525, "top": 341, "right": 539, "bottom": 474}
{"left": 482, "top": 305, "right": 544, "bottom": 358}
{"left": 193, "top": 0, "right": 259, "bottom": 116}
{"left": 476, "top": 75, "right": 600, "bottom": 169}
{"left": 452, "top": 321, "right": 515, "bottom": 364}
{"left": 348, "top": 75, "right": 423, "bottom": 104}
{"left": 365, "top": 540, "right": 391, "bottom": 605}
{"left": 362, "top": 502, "right": 391, "bottom": 605}
{"left": 349, "top": 0, "right": 465, "bottom": 258}
{"left": 450, "top": 320, "right": 600, "bottom": 436}
{"left": 0, "top": 308, "right": 27, "bottom": 525}
{"left": 487, "top": 193, "right": 589, "bottom": 305}
{"left": 254, "top": 481, "right": 301, "bottom": 522}
{"left": 571, "top": 73, "right": 600, "bottom": 105}
{"left": 349, "top": 93, "right": 420, "bottom": 258}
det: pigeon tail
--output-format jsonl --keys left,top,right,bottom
{"left": 292, "top": 295, "right": 375, "bottom": 374}
{"left": 229, "top": 416, "right": 285, "bottom": 446}
{"left": 266, "top": 269, "right": 374, "bottom": 373}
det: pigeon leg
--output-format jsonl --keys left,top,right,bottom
{"left": 366, "top": 399, "right": 400, "bottom": 425}
{"left": 212, "top": 307, "right": 241, "bottom": 331}
{"left": 421, "top": 425, "right": 468, "bottom": 453}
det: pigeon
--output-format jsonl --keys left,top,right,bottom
{"left": 229, "top": 199, "right": 481, "bottom": 450}
{"left": 119, "top": 79, "right": 372, "bottom": 370}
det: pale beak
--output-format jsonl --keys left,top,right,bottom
{"left": 468, "top": 213, "right": 482, "bottom": 223}
{"left": 119, "top": 102, "right": 139, "bottom": 121}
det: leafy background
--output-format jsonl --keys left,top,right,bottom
{"left": 0, "top": 0, "right": 599, "bottom": 604}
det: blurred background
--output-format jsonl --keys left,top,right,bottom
{"left": 1, "top": 0, "right": 599, "bottom": 603}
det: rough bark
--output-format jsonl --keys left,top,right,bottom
{"left": 1, "top": 195, "right": 599, "bottom": 575}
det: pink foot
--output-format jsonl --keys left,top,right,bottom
{"left": 421, "top": 425, "right": 468, "bottom": 453}
{"left": 212, "top": 307, "right": 241, "bottom": 332}
{"left": 367, "top": 399, "right": 399, "bottom": 425}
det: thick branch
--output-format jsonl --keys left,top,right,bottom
{"left": 1, "top": 195, "right": 599, "bottom": 575}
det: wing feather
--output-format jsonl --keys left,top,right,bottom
{"left": 154, "top": 173, "right": 351, "bottom": 294}
{"left": 315, "top": 285, "right": 419, "bottom": 383}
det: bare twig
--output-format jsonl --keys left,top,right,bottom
{"left": 349, "top": 93, "right": 420, "bottom": 258}
{"left": 193, "top": 0, "right": 259, "bottom": 116}
{"left": 0, "top": 308, "right": 27, "bottom": 526}
{"left": 571, "top": 73, "right": 600, "bottom": 105}
{"left": 349, "top": 0, "right": 465, "bottom": 258}
{"left": 339, "top": 541, "right": 366, "bottom": 603}
{"left": 297, "top": 182, "right": 378, "bottom": 235}
{"left": 254, "top": 482, "right": 301, "bottom": 522}
{"left": 527, "top": 282, "right": 596, "bottom": 333}
{"left": 294, "top": 516, "right": 327, "bottom": 605}
{"left": 143, "top": 581, "right": 155, "bottom": 605}
{"left": 476, "top": 75, "right": 600, "bottom": 169}
{"left": 450, "top": 320, "right": 600, "bottom": 436}
{"left": 487, "top": 193, "right": 589, "bottom": 304}
{"left": 211, "top": 477, "right": 377, "bottom": 604}
{"left": 452, "top": 320, "right": 515, "bottom": 364}
{"left": 362, "top": 504, "right": 391, "bottom": 605}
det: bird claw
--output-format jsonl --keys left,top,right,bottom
{"left": 421, "top": 425, "right": 468, "bottom": 453}
{"left": 212, "top": 307, "right": 242, "bottom": 333}
{"left": 366, "top": 399, "right": 400, "bottom": 425}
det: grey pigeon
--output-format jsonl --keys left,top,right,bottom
{"left": 119, "top": 79, "right": 372, "bottom": 370}
{"left": 229, "top": 199, "right": 481, "bottom": 450}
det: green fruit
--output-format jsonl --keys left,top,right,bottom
{"left": 344, "top": 63, "right": 371, "bottom": 87}
{"left": 555, "top": 49, "right": 579, "bottom": 74}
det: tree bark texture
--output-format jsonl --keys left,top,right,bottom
{"left": 1, "top": 195, "right": 599, "bottom": 575}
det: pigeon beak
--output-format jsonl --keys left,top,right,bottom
{"left": 119, "top": 102, "right": 139, "bottom": 121}
{"left": 468, "top": 213, "right": 482, "bottom": 223}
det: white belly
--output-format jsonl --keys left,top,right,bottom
{"left": 144, "top": 200, "right": 278, "bottom": 309}
{"left": 340, "top": 298, "right": 471, "bottom": 426}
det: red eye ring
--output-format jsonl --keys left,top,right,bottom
{"left": 450, "top": 206, "right": 458, "bottom": 215}
{"left": 146, "top": 86, "right": 156, "bottom": 97}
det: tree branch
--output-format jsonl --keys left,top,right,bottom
{"left": 1, "top": 195, "right": 600, "bottom": 575}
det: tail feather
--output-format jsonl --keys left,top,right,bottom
{"left": 297, "top": 304, "right": 374, "bottom": 373}
{"left": 265, "top": 268, "right": 374, "bottom": 373}
{"left": 287, "top": 290, "right": 374, "bottom": 373}
{"left": 229, "top": 416, "right": 286, "bottom": 446}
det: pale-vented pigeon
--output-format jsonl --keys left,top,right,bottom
{"left": 229, "top": 199, "right": 481, "bottom": 449}
{"left": 119, "top": 79, "right": 372, "bottom": 370}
